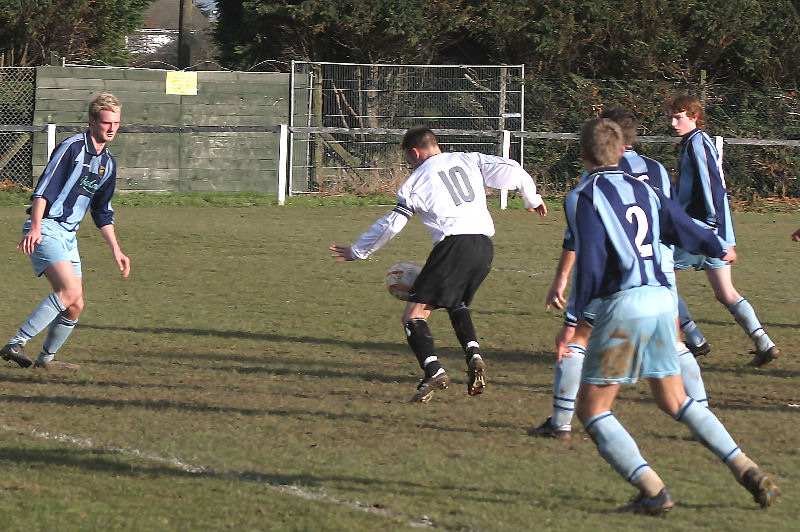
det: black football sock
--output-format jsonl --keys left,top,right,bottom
{"left": 404, "top": 318, "right": 442, "bottom": 378}
{"left": 448, "top": 305, "right": 481, "bottom": 364}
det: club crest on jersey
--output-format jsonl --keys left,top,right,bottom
{"left": 99, "top": 165, "right": 105, "bottom": 177}
{"left": 79, "top": 175, "right": 100, "bottom": 194}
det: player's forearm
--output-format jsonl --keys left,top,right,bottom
{"left": 351, "top": 210, "right": 409, "bottom": 259}
{"left": 554, "top": 248, "right": 576, "bottom": 282}
{"left": 507, "top": 170, "right": 543, "bottom": 210}
{"left": 659, "top": 192, "right": 726, "bottom": 258}
{"left": 516, "top": 172, "right": 543, "bottom": 210}
{"left": 479, "top": 157, "right": 543, "bottom": 208}
{"left": 28, "top": 197, "right": 47, "bottom": 230}
{"left": 99, "top": 223, "right": 122, "bottom": 253}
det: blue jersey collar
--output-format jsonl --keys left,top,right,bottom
{"left": 586, "top": 166, "right": 621, "bottom": 178}
{"left": 680, "top": 128, "right": 701, "bottom": 143}
{"left": 83, "top": 129, "right": 107, "bottom": 156}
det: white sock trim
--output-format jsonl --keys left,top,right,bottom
{"left": 423, "top": 356, "right": 438, "bottom": 367}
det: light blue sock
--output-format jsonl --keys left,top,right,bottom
{"left": 679, "top": 347, "right": 709, "bottom": 408}
{"left": 9, "top": 294, "right": 66, "bottom": 345}
{"left": 584, "top": 411, "right": 651, "bottom": 484}
{"left": 728, "top": 298, "right": 773, "bottom": 352}
{"left": 678, "top": 296, "right": 707, "bottom": 348}
{"left": 41, "top": 315, "right": 77, "bottom": 359}
{"left": 551, "top": 343, "right": 584, "bottom": 427}
{"left": 674, "top": 397, "right": 741, "bottom": 463}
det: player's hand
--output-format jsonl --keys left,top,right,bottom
{"left": 526, "top": 203, "right": 548, "bottom": 217}
{"left": 545, "top": 281, "right": 566, "bottom": 310}
{"left": 329, "top": 244, "right": 355, "bottom": 262}
{"left": 115, "top": 251, "right": 131, "bottom": 278}
{"left": 792, "top": 228, "right": 800, "bottom": 242}
{"left": 17, "top": 227, "right": 43, "bottom": 255}
{"left": 721, "top": 245, "right": 737, "bottom": 264}
{"left": 555, "top": 325, "right": 575, "bottom": 362}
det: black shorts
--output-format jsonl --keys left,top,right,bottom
{"left": 408, "top": 234, "right": 494, "bottom": 310}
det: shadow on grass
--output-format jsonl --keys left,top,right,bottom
{"left": 0, "top": 445, "right": 542, "bottom": 506}
{"left": 0, "top": 447, "right": 203, "bottom": 478}
{"left": 80, "top": 322, "right": 408, "bottom": 352}
{"left": 79, "top": 322, "right": 556, "bottom": 364}
{"left": 0, "top": 353, "right": 558, "bottom": 394}
{"left": 694, "top": 360, "right": 800, "bottom": 380}
{"left": 695, "top": 318, "right": 799, "bottom": 329}
{"left": 0, "top": 392, "right": 401, "bottom": 422}
{"left": 0, "top": 371, "right": 211, "bottom": 390}
{"left": 0, "top": 446, "right": 402, "bottom": 491}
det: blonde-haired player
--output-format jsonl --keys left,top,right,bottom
{"left": 1, "top": 92, "right": 130, "bottom": 371}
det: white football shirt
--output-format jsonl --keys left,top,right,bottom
{"left": 350, "top": 152, "right": 542, "bottom": 259}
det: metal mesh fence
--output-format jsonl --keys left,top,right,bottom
{"left": 288, "top": 67, "right": 800, "bottom": 199}
{"left": 290, "top": 62, "right": 524, "bottom": 194}
{"left": 523, "top": 78, "right": 800, "bottom": 199}
{"left": 1, "top": 63, "right": 797, "bottom": 199}
{"left": 0, "top": 67, "right": 36, "bottom": 188}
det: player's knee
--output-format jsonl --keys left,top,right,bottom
{"left": 714, "top": 288, "right": 740, "bottom": 307}
{"left": 58, "top": 286, "right": 83, "bottom": 309}
{"left": 649, "top": 378, "right": 685, "bottom": 416}
{"left": 402, "top": 310, "right": 423, "bottom": 324}
{"left": 66, "top": 296, "right": 84, "bottom": 318}
{"left": 654, "top": 400, "right": 679, "bottom": 416}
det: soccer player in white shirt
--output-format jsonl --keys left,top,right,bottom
{"left": 331, "top": 126, "right": 547, "bottom": 403}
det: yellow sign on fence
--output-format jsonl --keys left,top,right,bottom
{"left": 166, "top": 71, "right": 198, "bottom": 95}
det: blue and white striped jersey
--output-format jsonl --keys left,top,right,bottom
{"left": 618, "top": 148, "right": 678, "bottom": 277}
{"left": 563, "top": 148, "right": 673, "bottom": 251}
{"left": 676, "top": 128, "right": 735, "bottom": 245}
{"left": 30, "top": 131, "right": 117, "bottom": 232}
{"left": 620, "top": 147, "right": 673, "bottom": 196}
{"left": 564, "top": 168, "right": 726, "bottom": 324}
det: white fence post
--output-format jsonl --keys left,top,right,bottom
{"left": 278, "top": 124, "right": 288, "bottom": 206}
{"left": 500, "top": 130, "right": 510, "bottom": 210}
{"left": 714, "top": 135, "right": 727, "bottom": 186}
{"left": 47, "top": 123, "right": 56, "bottom": 158}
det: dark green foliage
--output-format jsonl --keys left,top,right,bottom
{"left": 216, "top": 0, "right": 800, "bottom": 86}
{"left": 215, "top": 0, "right": 482, "bottom": 68}
{"left": 0, "top": 0, "right": 154, "bottom": 66}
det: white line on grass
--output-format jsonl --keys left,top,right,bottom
{"left": 491, "top": 267, "right": 545, "bottom": 275}
{"left": 0, "top": 424, "right": 436, "bottom": 529}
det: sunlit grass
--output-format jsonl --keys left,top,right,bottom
{"left": 0, "top": 200, "right": 797, "bottom": 530}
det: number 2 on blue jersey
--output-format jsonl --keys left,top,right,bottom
{"left": 625, "top": 205, "right": 653, "bottom": 258}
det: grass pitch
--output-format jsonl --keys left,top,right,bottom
{"left": 0, "top": 198, "right": 798, "bottom": 531}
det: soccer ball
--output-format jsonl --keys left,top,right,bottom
{"left": 385, "top": 261, "right": 421, "bottom": 301}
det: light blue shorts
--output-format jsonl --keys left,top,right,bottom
{"left": 583, "top": 273, "right": 677, "bottom": 324}
{"left": 23, "top": 218, "right": 82, "bottom": 277}
{"left": 583, "top": 285, "right": 679, "bottom": 385}
{"left": 673, "top": 247, "right": 728, "bottom": 271}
